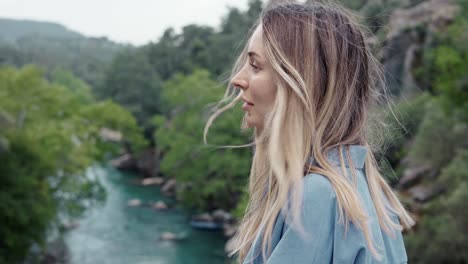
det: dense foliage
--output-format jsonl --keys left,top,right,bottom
{"left": 401, "top": 2, "right": 468, "bottom": 262}
{"left": 0, "top": 66, "right": 146, "bottom": 263}
{"left": 154, "top": 70, "right": 252, "bottom": 211}
{"left": 96, "top": 48, "right": 164, "bottom": 130}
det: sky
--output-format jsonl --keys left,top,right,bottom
{"left": 0, "top": 0, "right": 251, "bottom": 46}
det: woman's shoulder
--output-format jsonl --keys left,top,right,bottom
{"left": 302, "top": 172, "right": 337, "bottom": 200}
{"left": 301, "top": 172, "right": 408, "bottom": 264}
{"left": 297, "top": 173, "right": 338, "bottom": 218}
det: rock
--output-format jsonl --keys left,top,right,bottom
{"left": 225, "top": 236, "right": 237, "bottom": 254}
{"left": 62, "top": 220, "right": 80, "bottom": 230}
{"left": 192, "top": 212, "right": 213, "bottom": 222}
{"left": 136, "top": 148, "right": 161, "bottom": 178}
{"left": 141, "top": 177, "right": 164, "bottom": 186}
{"left": 223, "top": 223, "right": 237, "bottom": 238}
{"left": 127, "top": 199, "right": 141, "bottom": 207}
{"left": 387, "top": 0, "right": 459, "bottom": 39}
{"left": 162, "top": 178, "right": 177, "bottom": 196}
{"left": 408, "top": 184, "right": 445, "bottom": 203}
{"left": 152, "top": 201, "right": 168, "bottom": 210}
{"left": 159, "top": 231, "right": 188, "bottom": 241}
{"left": 212, "top": 209, "right": 233, "bottom": 222}
{"left": 110, "top": 153, "right": 136, "bottom": 170}
{"left": 381, "top": 0, "right": 460, "bottom": 97}
{"left": 99, "top": 127, "right": 122, "bottom": 142}
{"left": 160, "top": 232, "right": 177, "bottom": 241}
{"left": 398, "top": 164, "right": 432, "bottom": 189}
{"left": 381, "top": 29, "right": 422, "bottom": 96}
{"left": 110, "top": 147, "right": 161, "bottom": 177}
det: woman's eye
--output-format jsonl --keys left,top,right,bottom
{"left": 250, "top": 63, "right": 259, "bottom": 72}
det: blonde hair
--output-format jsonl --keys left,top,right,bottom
{"left": 204, "top": 1, "right": 415, "bottom": 263}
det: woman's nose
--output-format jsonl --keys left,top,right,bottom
{"left": 231, "top": 72, "right": 248, "bottom": 91}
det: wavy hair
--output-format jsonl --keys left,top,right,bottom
{"left": 204, "top": 1, "right": 415, "bottom": 263}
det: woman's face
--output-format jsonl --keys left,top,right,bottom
{"left": 231, "top": 26, "right": 277, "bottom": 130}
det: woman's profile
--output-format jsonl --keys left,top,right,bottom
{"left": 204, "top": 1, "right": 415, "bottom": 263}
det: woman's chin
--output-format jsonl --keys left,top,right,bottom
{"left": 241, "top": 114, "right": 256, "bottom": 130}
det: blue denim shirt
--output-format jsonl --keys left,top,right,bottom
{"left": 243, "top": 145, "right": 408, "bottom": 264}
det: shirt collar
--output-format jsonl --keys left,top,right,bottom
{"left": 307, "top": 144, "right": 368, "bottom": 170}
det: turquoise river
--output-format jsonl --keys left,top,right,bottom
{"left": 64, "top": 165, "right": 229, "bottom": 264}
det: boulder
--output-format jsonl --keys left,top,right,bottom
{"left": 225, "top": 236, "right": 237, "bottom": 255}
{"left": 141, "top": 177, "right": 164, "bottom": 186}
{"left": 381, "top": 0, "right": 460, "bottom": 97}
{"left": 408, "top": 184, "right": 445, "bottom": 203}
{"left": 192, "top": 212, "right": 213, "bottom": 222}
{"left": 110, "top": 153, "right": 136, "bottom": 170}
{"left": 62, "top": 220, "right": 80, "bottom": 230}
{"left": 136, "top": 148, "right": 161, "bottom": 178}
{"left": 223, "top": 223, "right": 237, "bottom": 238}
{"left": 160, "top": 232, "right": 177, "bottom": 241}
{"left": 398, "top": 164, "right": 432, "bottom": 189}
{"left": 212, "top": 209, "right": 233, "bottom": 222}
{"left": 387, "top": 0, "right": 459, "bottom": 39}
{"left": 152, "top": 201, "right": 168, "bottom": 210}
{"left": 162, "top": 178, "right": 177, "bottom": 196}
{"left": 127, "top": 199, "right": 141, "bottom": 207}
{"left": 110, "top": 147, "right": 161, "bottom": 177}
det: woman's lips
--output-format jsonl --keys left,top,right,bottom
{"left": 241, "top": 97, "right": 254, "bottom": 111}
{"left": 242, "top": 102, "right": 253, "bottom": 111}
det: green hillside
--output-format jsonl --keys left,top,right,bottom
{"left": 0, "top": 18, "right": 83, "bottom": 42}
{"left": 0, "top": 18, "right": 129, "bottom": 87}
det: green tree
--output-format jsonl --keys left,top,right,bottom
{"left": 405, "top": 150, "right": 468, "bottom": 263}
{"left": 400, "top": 2, "right": 468, "bottom": 262}
{"left": 50, "top": 68, "right": 93, "bottom": 104}
{"left": 154, "top": 70, "right": 251, "bottom": 211}
{"left": 145, "top": 0, "right": 262, "bottom": 79}
{"left": 0, "top": 65, "right": 146, "bottom": 263}
{"left": 97, "top": 49, "right": 164, "bottom": 131}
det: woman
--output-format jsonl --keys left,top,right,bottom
{"left": 205, "top": 1, "right": 415, "bottom": 263}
